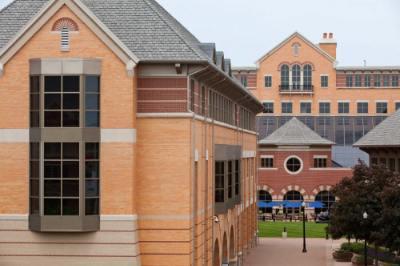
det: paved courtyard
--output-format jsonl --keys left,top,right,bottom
{"left": 244, "top": 238, "right": 352, "bottom": 266}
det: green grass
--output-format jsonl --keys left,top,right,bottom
{"left": 258, "top": 221, "right": 328, "bottom": 238}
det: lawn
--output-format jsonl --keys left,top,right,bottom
{"left": 258, "top": 221, "right": 328, "bottom": 238}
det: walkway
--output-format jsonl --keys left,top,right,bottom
{"left": 244, "top": 238, "right": 351, "bottom": 266}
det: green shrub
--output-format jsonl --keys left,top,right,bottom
{"left": 351, "top": 255, "right": 373, "bottom": 265}
{"left": 341, "top": 242, "right": 365, "bottom": 254}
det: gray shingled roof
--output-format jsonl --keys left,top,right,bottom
{"left": 259, "top": 117, "right": 334, "bottom": 146}
{"left": 354, "top": 110, "right": 400, "bottom": 147}
{"left": 336, "top": 66, "right": 400, "bottom": 71}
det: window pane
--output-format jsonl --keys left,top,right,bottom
{"left": 44, "top": 180, "right": 61, "bottom": 197}
{"left": 86, "top": 76, "right": 100, "bottom": 93}
{"left": 63, "top": 76, "right": 80, "bottom": 92}
{"left": 30, "top": 111, "right": 40, "bottom": 127}
{"left": 86, "top": 180, "right": 99, "bottom": 197}
{"left": 63, "top": 161, "right": 79, "bottom": 178}
{"left": 45, "top": 111, "right": 61, "bottom": 127}
{"left": 63, "top": 180, "right": 79, "bottom": 197}
{"left": 63, "top": 111, "right": 80, "bottom": 127}
{"left": 30, "top": 179, "right": 39, "bottom": 197}
{"left": 85, "top": 94, "right": 99, "bottom": 110}
{"left": 30, "top": 76, "right": 40, "bottom": 93}
{"left": 45, "top": 94, "right": 61, "bottom": 109}
{"left": 30, "top": 197, "right": 39, "bottom": 215}
{"left": 30, "top": 161, "right": 40, "bottom": 178}
{"left": 44, "top": 143, "right": 61, "bottom": 159}
{"left": 44, "top": 199, "right": 61, "bottom": 215}
{"left": 44, "top": 161, "right": 61, "bottom": 178}
{"left": 45, "top": 76, "right": 61, "bottom": 92}
{"left": 63, "top": 199, "right": 79, "bottom": 215}
{"left": 63, "top": 94, "right": 80, "bottom": 109}
{"left": 86, "top": 161, "right": 99, "bottom": 178}
{"left": 30, "top": 93, "right": 40, "bottom": 110}
{"left": 86, "top": 143, "right": 99, "bottom": 160}
{"left": 85, "top": 198, "right": 99, "bottom": 215}
{"left": 30, "top": 143, "right": 40, "bottom": 159}
{"left": 85, "top": 111, "right": 99, "bottom": 127}
{"left": 63, "top": 143, "right": 79, "bottom": 159}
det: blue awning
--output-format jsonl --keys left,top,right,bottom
{"left": 258, "top": 201, "right": 325, "bottom": 208}
{"left": 308, "top": 201, "right": 324, "bottom": 208}
{"left": 257, "top": 201, "right": 268, "bottom": 208}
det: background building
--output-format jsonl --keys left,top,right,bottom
{"left": 233, "top": 32, "right": 400, "bottom": 167}
{"left": 0, "top": 0, "right": 262, "bottom": 265}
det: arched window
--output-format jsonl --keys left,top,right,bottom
{"left": 292, "top": 64, "right": 301, "bottom": 90}
{"left": 284, "top": 190, "right": 304, "bottom": 215}
{"left": 280, "top": 65, "right": 289, "bottom": 90}
{"left": 315, "top": 190, "right": 335, "bottom": 214}
{"left": 258, "top": 190, "right": 272, "bottom": 213}
{"left": 303, "top": 64, "right": 312, "bottom": 90}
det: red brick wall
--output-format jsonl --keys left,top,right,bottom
{"left": 258, "top": 149, "right": 353, "bottom": 198}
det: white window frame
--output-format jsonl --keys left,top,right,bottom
{"left": 284, "top": 155, "right": 303, "bottom": 175}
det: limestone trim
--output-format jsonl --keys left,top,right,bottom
{"left": 278, "top": 185, "right": 308, "bottom": 200}
{"left": 0, "top": 0, "right": 138, "bottom": 71}
{"left": 0, "top": 129, "right": 29, "bottom": 143}
{"left": 310, "top": 185, "right": 334, "bottom": 201}
{"left": 101, "top": 129, "right": 137, "bottom": 143}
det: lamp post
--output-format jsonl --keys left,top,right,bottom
{"left": 363, "top": 211, "right": 368, "bottom": 266}
{"left": 302, "top": 201, "right": 307, "bottom": 253}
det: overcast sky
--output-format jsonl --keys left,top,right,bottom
{"left": 1, "top": 0, "right": 399, "bottom": 67}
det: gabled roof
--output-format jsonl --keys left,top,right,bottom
{"left": 256, "top": 32, "right": 336, "bottom": 65}
{"left": 259, "top": 117, "right": 334, "bottom": 146}
{"left": 354, "top": 110, "right": 400, "bottom": 148}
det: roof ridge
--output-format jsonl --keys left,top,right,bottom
{"left": 142, "top": 0, "right": 205, "bottom": 60}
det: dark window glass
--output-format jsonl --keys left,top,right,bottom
{"left": 263, "top": 102, "right": 274, "bottom": 114}
{"left": 63, "top": 76, "right": 80, "bottom": 92}
{"left": 286, "top": 157, "right": 302, "bottom": 173}
{"left": 215, "top": 161, "right": 225, "bottom": 203}
{"left": 355, "top": 75, "right": 362, "bottom": 87}
{"left": 44, "top": 199, "right": 61, "bottom": 215}
{"left": 321, "top": 75, "right": 328, "bottom": 88}
{"left": 240, "top": 76, "right": 248, "bottom": 87}
{"left": 86, "top": 198, "right": 99, "bottom": 215}
{"left": 30, "top": 111, "right": 40, "bottom": 128}
{"left": 346, "top": 75, "right": 353, "bottom": 87}
{"left": 284, "top": 191, "right": 303, "bottom": 201}
{"left": 85, "top": 161, "right": 99, "bottom": 178}
{"left": 338, "top": 102, "right": 349, "bottom": 114}
{"left": 63, "top": 180, "right": 79, "bottom": 197}
{"left": 30, "top": 76, "right": 40, "bottom": 93}
{"left": 45, "top": 76, "right": 61, "bottom": 92}
{"left": 392, "top": 76, "right": 399, "bottom": 87}
{"left": 85, "top": 94, "right": 99, "bottom": 110}
{"left": 86, "top": 76, "right": 100, "bottom": 93}
{"left": 364, "top": 75, "right": 371, "bottom": 87}
{"left": 319, "top": 102, "right": 331, "bottom": 114}
{"left": 261, "top": 158, "right": 274, "bottom": 168}
{"left": 30, "top": 161, "right": 40, "bottom": 178}
{"left": 63, "top": 143, "right": 79, "bottom": 159}
{"left": 63, "top": 94, "right": 80, "bottom": 109}
{"left": 396, "top": 102, "right": 400, "bottom": 111}
{"left": 44, "top": 111, "right": 61, "bottom": 127}
{"left": 63, "top": 161, "right": 79, "bottom": 178}
{"left": 300, "top": 102, "right": 311, "bottom": 114}
{"left": 303, "top": 64, "right": 312, "bottom": 87}
{"left": 376, "top": 102, "right": 388, "bottom": 114}
{"left": 86, "top": 143, "right": 99, "bottom": 160}
{"left": 44, "top": 180, "right": 61, "bottom": 197}
{"left": 30, "top": 179, "right": 39, "bottom": 197}
{"left": 85, "top": 111, "right": 99, "bottom": 127}
{"left": 235, "top": 160, "right": 240, "bottom": 196}
{"left": 63, "top": 199, "right": 79, "bottom": 215}
{"left": 44, "top": 161, "right": 61, "bottom": 178}
{"left": 292, "top": 65, "right": 301, "bottom": 89}
{"left": 44, "top": 143, "right": 61, "bottom": 159}
{"left": 45, "top": 94, "right": 61, "bottom": 109}
{"left": 281, "top": 65, "right": 289, "bottom": 86}
{"left": 357, "top": 102, "right": 369, "bottom": 114}
{"left": 228, "top": 161, "right": 233, "bottom": 199}
{"left": 374, "top": 75, "right": 381, "bottom": 87}
{"left": 315, "top": 191, "right": 335, "bottom": 213}
{"left": 86, "top": 180, "right": 99, "bottom": 197}
{"left": 264, "top": 76, "right": 272, "bottom": 87}
{"left": 30, "top": 198, "right": 39, "bottom": 215}
{"left": 30, "top": 93, "right": 40, "bottom": 110}
{"left": 383, "top": 75, "right": 390, "bottom": 87}
{"left": 30, "top": 143, "right": 40, "bottom": 159}
{"left": 63, "top": 111, "right": 80, "bottom": 127}
{"left": 281, "top": 102, "right": 292, "bottom": 113}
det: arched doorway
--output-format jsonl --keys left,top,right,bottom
{"left": 213, "top": 239, "right": 220, "bottom": 266}
{"left": 229, "top": 226, "right": 235, "bottom": 262}
{"left": 315, "top": 190, "right": 335, "bottom": 214}
{"left": 283, "top": 190, "right": 304, "bottom": 216}
{"left": 222, "top": 232, "right": 228, "bottom": 265}
{"left": 258, "top": 190, "right": 272, "bottom": 213}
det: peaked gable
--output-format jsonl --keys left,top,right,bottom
{"left": 256, "top": 32, "right": 336, "bottom": 65}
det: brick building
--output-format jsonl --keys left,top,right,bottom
{"left": 233, "top": 32, "right": 400, "bottom": 168}
{"left": 0, "top": 0, "right": 263, "bottom": 265}
{"left": 258, "top": 118, "right": 352, "bottom": 214}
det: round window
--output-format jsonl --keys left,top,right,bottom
{"left": 285, "top": 156, "right": 303, "bottom": 174}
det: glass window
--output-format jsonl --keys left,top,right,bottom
{"left": 376, "top": 102, "right": 388, "bottom": 114}
{"left": 227, "top": 161, "right": 233, "bottom": 199}
{"left": 396, "top": 102, "right": 400, "bottom": 111}
{"left": 85, "top": 143, "right": 100, "bottom": 215}
{"left": 383, "top": 75, "right": 390, "bottom": 87}
{"left": 355, "top": 75, "right": 362, "bottom": 87}
{"left": 374, "top": 74, "right": 381, "bottom": 87}
{"left": 215, "top": 161, "right": 225, "bottom": 203}
{"left": 281, "top": 102, "right": 293, "bottom": 114}
{"left": 303, "top": 64, "right": 312, "bottom": 89}
{"left": 315, "top": 191, "right": 335, "bottom": 213}
{"left": 314, "top": 158, "right": 327, "bottom": 168}
{"left": 357, "top": 102, "right": 368, "bottom": 114}
{"left": 364, "top": 74, "right": 371, "bottom": 87}
{"left": 85, "top": 76, "right": 100, "bottom": 127}
{"left": 346, "top": 75, "right": 353, "bottom": 87}
{"left": 300, "top": 102, "right": 311, "bottom": 114}
{"left": 392, "top": 76, "right": 399, "bottom": 87}
{"left": 263, "top": 102, "right": 274, "bottom": 114}
{"left": 240, "top": 76, "right": 248, "bottom": 87}
{"left": 235, "top": 160, "right": 240, "bottom": 196}
{"left": 321, "top": 75, "right": 328, "bottom": 88}
{"left": 338, "top": 102, "right": 349, "bottom": 114}
{"left": 189, "top": 79, "right": 195, "bottom": 111}
{"left": 319, "top": 102, "right": 331, "bottom": 114}
{"left": 280, "top": 65, "right": 289, "bottom": 89}
{"left": 261, "top": 157, "right": 274, "bottom": 168}
{"left": 285, "top": 157, "right": 302, "bottom": 173}
{"left": 292, "top": 65, "right": 301, "bottom": 89}
{"left": 264, "top": 76, "right": 272, "bottom": 87}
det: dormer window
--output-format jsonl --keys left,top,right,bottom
{"left": 52, "top": 17, "right": 79, "bottom": 52}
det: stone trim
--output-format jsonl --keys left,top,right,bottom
{"left": 101, "top": 129, "right": 137, "bottom": 143}
{"left": 279, "top": 185, "right": 308, "bottom": 200}
{"left": 0, "top": 129, "right": 29, "bottom": 143}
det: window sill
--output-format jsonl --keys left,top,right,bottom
{"left": 29, "top": 214, "right": 99, "bottom": 232}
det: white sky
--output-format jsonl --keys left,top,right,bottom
{"left": 1, "top": 0, "right": 399, "bottom": 67}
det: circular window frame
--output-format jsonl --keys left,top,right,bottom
{"left": 284, "top": 155, "right": 303, "bottom": 175}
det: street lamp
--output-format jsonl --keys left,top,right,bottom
{"left": 302, "top": 201, "right": 307, "bottom": 253}
{"left": 363, "top": 211, "right": 368, "bottom": 266}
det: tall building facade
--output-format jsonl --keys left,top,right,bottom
{"left": 233, "top": 32, "right": 400, "bottom": 167}
{"left": 0, "top": 0, "right": 262, "bottom": 265}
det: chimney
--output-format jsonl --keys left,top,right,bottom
{"left": 319, "top": 32, "right": 337, "bottom": 59}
